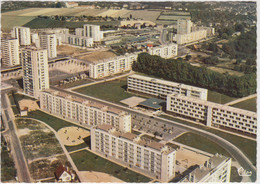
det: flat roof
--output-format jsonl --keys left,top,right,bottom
{"left": 120, "top": 132, "right": 137, "bottom": 141}
{"left": 139, "top": 98, "right": 166, "bottom": 110}
{"left": 120, "top": 96, "right": 146, "bottom": 108}
{"left": 96, "top": 124, "right": 113, "bottom": 132}
{"left": 147, "top": 141, "right": 165, "bottom": 151}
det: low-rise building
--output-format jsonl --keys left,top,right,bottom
{"left": 180, "top": 154, "right": 232, "bottom": 182}
{"left": 91, "top": 124, "right": 176, "bottom": 182}
{"left": 167, "top": 93, "right": 257, "bottom": 135}
{"left": 127, "top": 74, "right": 208, "bottom": 100}
{"left": 147, "top": 43, "right": 178, "bottom": 59}
{"left": 40, "top": 89, "right": 131, "bottom": 132}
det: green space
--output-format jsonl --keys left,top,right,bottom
{"left": 65, "top": 138, "right": 90, "bottom": 152}
{"left": 207, "top": 90, "right": 237, "bottom": 104}
{"left": 1, "top": 15, "right": 36, "bottom": 32}
{"left": 8, "top": 94, "right": 16, "bottom": 106}
{"left": 74, "top": 78, "right": 136, "bottom": 104}
{"left": 174, "top": 132, "right": 232, "bottom": 157}
{"left": 13, "top": 92, "right": 35, "bottom": 102}
{"left": 57, "top": 79, "right": 94, "bottom": 89}
{"left": 11, "top": 106, "right": 20, "bottom": 116}
{"left": 230, "top": 166, "right": 242, "bottom": 182}
{"left": 70, "top": 150, "right": 152, "bottom": 182}
{"left": 231, "top": 97, "right": 257, "bottom": 112}
{"left": 160, "top": 114, "right": 256, "bottom": 166}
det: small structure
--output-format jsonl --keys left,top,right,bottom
{"left": 54, "top": 165, "right": 73, "bottom": 182}
{"left": 20, "top": 107, "right": 28, "bottom": 116}
{"left": 138, "top": 98, "right": 166, "bottom": 111}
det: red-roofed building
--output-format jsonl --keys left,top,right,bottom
{"left": 54, "top": 165, "right": 73, "bottom": 182}
{"left": 65, "top": 2, "right": 78, "bottom": 8}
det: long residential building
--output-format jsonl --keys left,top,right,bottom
{"left": 147, "top": 43, "right": 178, "bottom": 59}
{"left": 180, "top": 154, "right": 232, "bottom": 183}
{"left": 167, "top": 93, "right": 257, "bottom": 135}
{"left": 127, "top": 74, "right": 208, "bottom": 100}
{"left": 1, "top": 38, "right": 20, "bottom": 66}
{"left": 91, "top": 124, "right": 176, "bottom": 182}
{"left": 40, "top": 89, "right": 131, "bottom": 132}
{"left": 12, "top": 26, "right": 31, "bottom": 46}
{"left": 89, "top": 53, "right": 139, "bottom": 79}
{"left": 66, "top": 34, "right": 94, "bottom": 47}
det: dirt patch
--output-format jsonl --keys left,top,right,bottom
{"left": 75, "top": 51, "right": 117, "bottom": 63}
{"left": 18, "top": 99, "right": 39, "bottom": 111}
{"left": 57, "top": 45, "right": 88, "bottom": 56}
{"left": 79, "top": 171, "right": 124, "bottom": 183}
{"left": 17, "top": 128, "right": 31, "bottom": 137}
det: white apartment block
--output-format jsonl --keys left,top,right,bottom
{"left": 147, "top": 43, "right": 178, "bottom": 59}
{"left": 67, "top": 34, "right": 94, "bottom": 47}
{"left": 1, "top": 38, "right": 20, "bottom": 66}
{"left": 176, "top": 29, "right": 207, "bottom": 45}
{"left": 12, "top": 26, "right": 31, "bottom": 46}
{"left": 89, "top": 53, "right": 138, "bottom": 79}
{"left": 83, "top": 24, "right": 103, "bottom": 41}
{"left": 40, "top": 34, "right": 57, "bottom": 58}
{"left": 21, "top": 47, "right": 49, "bottom": 98}
{"left": 40, "top": 89, "right": 131, "bottom": 132}
{"left": 180, "top": 154, "right": 231, "bottom": 182}
{"left": 75, "top": 28, "right": 84, "bottom": 36}
{"left": 127, "top": 74, "right": 208, "bottom": 100}
{"left": 167, "top": 93, "right": 257, "bottom": 135}
{"left": 91, "top": 124, "right": 176, "bottom": 182}
{"left": 177, "top": 19, "right": 192, "bottom": 34}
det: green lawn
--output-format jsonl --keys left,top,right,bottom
{"left": 159, "top": 115, "right": 256, "bottom": 166}
{"left": 174, "top": 132, "right": 232, "bottom": 158}
{"left": 74, "top": 78, "right": 136, "bottom": 104}
{"left": 207, "top": 90, "right": 237, "bottom": 104}
{"left": 230, "top": 166, "right": 242, "bottom": 182}
{"left": 27, "top": 110, "right": 89, "bottom": 132}
{"left": 70, "top": 150, "right": 152, "bottom": 182}
{"left": 65, "top": 137, "right": 90, "bottom": 152}
{"left": 231, "top": 97, "right": 257, "bottom": 112}
{"left": 1, "top": 15, "right": 36, "bottom": 32}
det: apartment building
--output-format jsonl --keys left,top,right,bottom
{"left": 91, "top": 124, "right": 176, "bottom": 182}
{"left": 21, "top": 47, "right": 49, "bottom": 98}
{"left": 1, "top": 38, "right": 20, "bottom": 66}
{"left": 175, "top": 29, "right": 207, "bottom": 45}
{"left": 167, "top": 93, "right": 257, "bottom": 135}
{"left": 75, "top": 28, "right": 84, "bottom": 36}
{"left": 89, "top": 53, "right": 139, "bottom": 79}
{"left": 147, "top": 43, "right": 178, "bottom": 59}
{"left": 12, "top": 26, "right": 31, "bottom": 46}
{"left": 83, "top": 24, "right": 103, "bottom": 41}
{"left": 127, "top": 74, "right": 208, "bottom": 100}
{"left": 40, "top": 89, "right": 131, "bottom": 132}
{"left": 66, "top": 34, "right": 94, "bottom": 47}
{"left": 177, "top": 19, "right": 192, "bottom": 34}
{"left": 39, "top": 34, "right": 57, "bottom": 58}
{"left": 180, "top": 154, "right": 232, "bottom": 182}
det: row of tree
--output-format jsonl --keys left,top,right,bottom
{"left": 132, "top": 53, "right": 256, "bottom": 98}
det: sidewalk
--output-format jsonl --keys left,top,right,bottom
{"left": 224, "top": 94, "right": 257, "bottom": 106}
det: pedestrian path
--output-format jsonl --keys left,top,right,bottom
{"left": 224, "top": 94, "right": 257, "bottom": 106}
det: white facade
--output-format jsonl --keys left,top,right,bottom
{"left": 147, "top": 43, "right": 178, "bottom": 59}
{"left": 91, "top": 124, "right": 176, "bottom": 182}
{"left": 40, "top": 89, "right": 131, "bottom": 132}
{"left": 127, "top": 74, "right": 208, "bottom": 100}
{"left": 12, "top": 26, "right": 31, "bottom": 46}
{"left": 75, "top": 28, "right": 84, "bottom": 36}
{"left": 177, "top": 19, "right": 192, "bottom": 34}
{"left": 40, "top": 34, "right": 57, "bottom": 58}
{"left": 176, "top": 29, "right": 207, "bottom": 45}
{"left": 167, "top": 93, "right": 257, "bottom": 135}
{"left": 67, "top": 34, "right": 94, "bottom": 47}
{"left": 89, "top": 53, "right": 138, "bottom": 79}
{"left": 22, "top": 47, "right": 49, "bottom": 98}
{"left": 83, "top": 24, "right": 103, "bottom": 41}
{"left": 1, "top": 38, "right": 20, "bottom": 66}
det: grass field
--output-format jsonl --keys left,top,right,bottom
{"left": 230, "top": 166, "right": 242, "bottom": 182}
{"left": 231, "top": 97, "right": 257, "bottom": 112}
{"left": 174, "top": 132, "right": 232, "bottom": 157}
{"left": 1, "top": 15, "right": 36, "bottom": 32}
{"left": 207, "top": 90, "right": 237, "bottom": 104}
{"left": 70, "top": 150, "right": 152, "bottom": 182}
{"left": 160, "top": 114, "right": 256, "bottom": 166}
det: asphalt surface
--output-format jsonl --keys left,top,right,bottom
{"left": 54, "top": 86, "right": 256, "bottom": 182}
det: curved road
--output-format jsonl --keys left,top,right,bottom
{"left": 53, "top": 86, "right": 257, "bottom": 182}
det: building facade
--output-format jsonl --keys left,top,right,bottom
{"left": 89, "top": 53, "right": 138, "bottom": 79}
{"left": 176, "top": 29, "right": 207, "bottom": 45}
{"left": 75, "top": 28, "right": 84, "bottom": 36}
{"left": 12, "top": 26, "right": 31, "bottom": 46}
{"left": 177, "top": 19, "right": 192, "bottom": 34}
{"left": 91, "top": 124, "right": 176, "bottom": 182}
{"left": 40, "top": 34, "right": 57, "bottom": 58}
{"left": 67, "top": 34, "right": 94, "bottom": 47}
{"left": 1, "top": 38, "right": 20, "bottom": 66}
{"left": 127, "top": 74, "right": 208, "bottom": 100}
{"left": 40, "top": 89, "right": 131, "bottom": 132}
{"left": 167, "top": 93, "right": 257, "bottom": 135}
{"left": 147, "top": 43, "right": 178, "bottom": 59}
{"left": 180, "top": 154, "right": 232, "bottom": 182}
{"left": 83, "top": 24, "right": 103, "bottom": 41}
{"left": 21, "top": 47, "right": 49, "bottom": 98}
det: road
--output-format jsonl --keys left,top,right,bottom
{"left": 224, "top": 93, "right": 257, "bottom": 106}
{"left": 159, "top": 29, "right": 168, "bottom": 44}
{"left": 1, "top": 90, "right": 32, "bottom": 182}
{"left": 53, "top": 86, "right": 256, "bottom": 182}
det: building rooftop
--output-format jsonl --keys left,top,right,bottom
{"left": 96, "top": 124, "right": 114, "bottom": 132}
{"left": 146, "top": 141, "right": 165, "bottom": 151}
{"left": 139, "top": 98, "right": 166, "bottom": 110}
{"left": 121, "top": 132, "right": 137, "bottom": 141}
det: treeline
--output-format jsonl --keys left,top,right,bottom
{"left": 132, "top": 53, "right": 256, "bottom": 98}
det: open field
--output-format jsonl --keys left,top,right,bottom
{"left": 1, "top": 15, "right": 36, "bottom": 32}
{"left": 57, "top": 45, "right": 89, "bottom": 56}
{"left": 230, "top": 97, "right": 257, "bottom": 112}
{"left": 173, "top": 132, "right": 232, "bottom": 158}
{"left": 207, "top": 90, "right": 237, "bottom": 104}
{"left": 208, "top": 66, "right": 244, "bottom": 77}
{"left": 160, "top": 115, "right": 256, "bottom": 166}
{"left": 70, "top": 150, "right": 152, "bottom": 182}
{"left": 75, "top": 51, "right": 117, "bottom": 63}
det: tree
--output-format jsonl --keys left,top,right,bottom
{"left": 185, "top": 55, "right": 192, "bottom": 61}
{"left": 56, "top": 2, "right": 62, "bottom": 8}
{"left": 235, "top": 59, "right": 242, "bottom": 65}
{"left": 130, "top": 14, "right": 132, "bottom": 19}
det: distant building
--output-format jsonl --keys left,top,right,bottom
{"left": 1, "top": 38, "right": 20, "bottom": 66}
{"left": 180, "top": 154, "right": 232, "bottom": 182}
{"left": 65, "top": 2, "right": 78, "bottom": 8}
{"left": 127, "top": 74, "right": 208, "bottom": 100}
{"left": 83, "top": 24, "right": 103, "bottom": 42}
{"left": 21, "top": 47, "right": 49, "bottom": 98}
{"left": 167, "top": 93, "right": 257, "bottom": 135}
{"left": 147, "top": 43, "right": 178, "bottom": 59}
{"left": 12, "top": 26, "right": 31, "bottom": 46}
{"left": 39, "top": 33, "right": 57, "bottom": 58}
{"left": 175, "top": 29, "right": 207, "bottom": 45}
{"left": 177, "top": 19, "right": 192, "bottom": 34}
{"left": 75, "top": 28, "right": 84, "bottom": 36}
{"left": 40, "top": 89, "right": 131, "bottom": 132}
{"left": 91, "top": 124, "right": 176, "bottom": 182}
{"left": 66, "top": 34, "right": 94, "bottom": 47}
{"left": 54, "top": 165, "right": 73, "bottom": 182}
